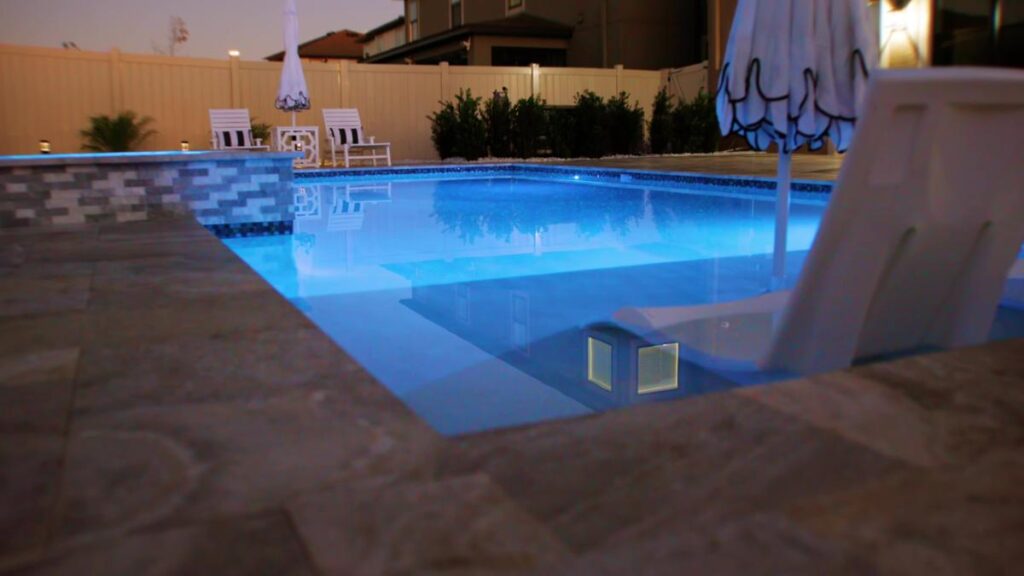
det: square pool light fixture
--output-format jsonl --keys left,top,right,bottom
{"left": 587, "top": 337, "right": 613, "bottom": 391}
{"left": 637, "top": 342, "right": 680, "bottom": 395}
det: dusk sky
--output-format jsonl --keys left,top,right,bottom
{"left": 0, "top": 0, "right": 403, "bottom": 59}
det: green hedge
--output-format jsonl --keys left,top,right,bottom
{"left": 428, "top": 86, "right": 717, "bottom": 159}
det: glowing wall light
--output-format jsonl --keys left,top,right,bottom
{"left": 39, "top": 140, "right": 51, "bottom": 154}
{"left": 180, "top": 140, "right": 190, "bottom": 152}
{"left": 637, "top": 342, "right": 680, "bottom": 395}
{"left": 587, "top": 337, "right": 613, "bottom": 391}
{"left": 879, "top": 0, "right": 932, "bottom": 68}
{"left": 228, "top": 50, "right": 241, "bottom": 58}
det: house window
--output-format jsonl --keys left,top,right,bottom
{"left": 408, "top": 0, "right": 420, "bottom": 41}
{"left": 508, "top": 0, "right": 524, "bottom": 14}
{"left": 451, "top": 0, "right": 463, "bottom": 28}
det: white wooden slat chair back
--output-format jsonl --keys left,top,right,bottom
{"left": 209, "top": 109, "right": 267, "bottom": 150}
{"left": 322, "top": 108, "right": 391, "bottom": 168}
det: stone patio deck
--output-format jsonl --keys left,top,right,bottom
{"left": 2, "top": 155, "right": 1022, "bottom": 575}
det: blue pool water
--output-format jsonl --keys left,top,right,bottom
{"left": 223, "top": 172, "right": 832, "bottom": 435}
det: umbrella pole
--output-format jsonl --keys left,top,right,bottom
{"left": 291, "top": 111, "right": 296, "bottom": 127}
{"left": 772, "top": 148, "right": 792, "bottom": 291}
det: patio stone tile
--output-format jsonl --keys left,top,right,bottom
{"left": 289, "top": 473, "right": 572, "bottom": 576}
{"left": 5, "top": 513, "right": 315, "bottom": 576}
{"left": 80, "top": 290, "right": 309, "bottom": 347}
{"left": 54, "top": 390, "right": 443, "bottom": 542}
{"left": 0, "top": 313, "right": 84, "bottom": 357}
{"left": 852, "top": 340, "right": 1024, "bottom": 465}
{"left": 73, "top": 326, "right": 387, "bottom": 415}
{"left": 96, "top": 218, "right": 213, "bottom": 243}
{"left": 0, "top": 348, "right": 78, "bottom": 434}
{"left": 785, "top": 449, "right": 1024, "bottom": 576}
{"left": 88, "top": 255, "right": 266, "bottom": 310}
{"left": 734, "top": 343, "right": 1024, "bottom": 469}
{"left": 0, "top": 435, "right": 64, "bottom": 561}
{"left": 442, "top": 392, "right": 907, "bottom": 554}
{"left": 541, "top": 513, "right": 872, "bottom": 576}
{"left": 0, "top": 264, "right": 92, "bottom": 319}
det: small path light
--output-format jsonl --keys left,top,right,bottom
{"left": 39, "top": 140, "right": 51, "bottom": 154}
{"left": 180, "top": 140, "right": 190, "bottom": 152}
{"left": 228, "top": 50, "right": 241, "bottom": 58}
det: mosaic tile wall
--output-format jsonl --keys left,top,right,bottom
{"left": 0, "top": 157, "right": 295, "bottom": 228}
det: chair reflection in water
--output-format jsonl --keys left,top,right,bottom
{"left": 328, "top": 182, "right": 393, "bottom": 232}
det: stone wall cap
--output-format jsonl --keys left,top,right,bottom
{"left": 0, "top": 151, "right": 301, "bottom": 168}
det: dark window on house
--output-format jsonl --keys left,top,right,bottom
{"left": 934, "top": 0, "right": 1023, "bottom": 67}
{"left": 452, "top": 0, "right": 462, "bottom": 28}
{"left": 696, "top": 0, "right": 709, "bottom": 62}
{"left": 492, "top": 47, "right": 566, "bottom": 67}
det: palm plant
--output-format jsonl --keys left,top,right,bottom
{"left": 80, "top": 111, "right": 156, "bottom": 152}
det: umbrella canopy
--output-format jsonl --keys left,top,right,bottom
{"left": 275, "top": 0, "right": 311, "bottom": 116}
{"left": 716, "top": 0, "right": 877, "bottom": 153}
{"left": 715, "top": 0, "right": 877, "bottom": 289}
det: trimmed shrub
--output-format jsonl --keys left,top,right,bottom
{"left": 429, "top": 89, "right": 487, "bottom": 160}
{"left": 429, "top": 101, "right": 459, "bottom": 159}
{"left": 649, "top": 88, "right": 673, "bottom": 154}
{"left": 80, "top": 111, "right": 156, "bottom": 152}
{"left": 483, "top": 88, "right": 513, "bottom": 158}
{"left": 510, "top": 94, "right": 546, "bottom": 158}
{"left": 546, "top": 106, "right": 576, "bottom": 158}
{"left": 672, "top": 89, "right": 720, "bottom": 153}
{"left": 605, "top": 92, "right": 644, "bottom": 156}
{"left": 572, "top": 90, "right": 608, "bottom": 158}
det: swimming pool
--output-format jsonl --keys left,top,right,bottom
{"left": 221, "top": 167, "right": 835, "bottom": 435}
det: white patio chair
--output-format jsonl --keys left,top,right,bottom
{"left": 610, "top": 68, "right": 1024, "bottom": 381}
{"left": 209, "top": 109, "right": 269, "bottom": 151}
{"left": 322, "top": 108, "right": 392, "bottom": 168}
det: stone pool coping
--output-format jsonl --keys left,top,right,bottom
{"left": 0, "top": 151, "right": 301, "bottom": 168}
{"left": 2, "top": 216, "right": 1022, "bottom": 574}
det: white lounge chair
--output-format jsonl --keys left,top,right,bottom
{"left": 209, "top": 109, "right": 269, "bottom": 151}
{"left": 322, "top": 108, "right": 392, "bottom": 168}
{"left": 611, "top": 68, "right": 1024, "bottom": 381}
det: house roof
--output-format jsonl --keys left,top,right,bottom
{"left": 265, "top": 29, "right": 364, "bottom": 61}
{"left": 359, "top": 16, "right": 406, "bottom": 43}
{"left": 362, "top": 13, "right": 573, "bottom": 63}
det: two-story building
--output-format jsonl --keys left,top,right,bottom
{"left": 361, "top": 0, "right": 709, "bottom": 70}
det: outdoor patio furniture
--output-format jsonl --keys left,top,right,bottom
{"left": 209, "top": 109, "right": 270, "bottom": 151}
{"left": 610, "top": 67, "right": 1024, "bottom": 380}
{"left": 322, "top": 108, "right": 392, "bottom": 168}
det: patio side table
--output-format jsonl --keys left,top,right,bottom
{"left": 275, "top": 126, "right": 320, "bottom": 169}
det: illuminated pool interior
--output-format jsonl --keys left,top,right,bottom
{"left": 223, "top": 171, "right": 1024, "bottom": 435}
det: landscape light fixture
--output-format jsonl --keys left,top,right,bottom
{"left": 180, "top": 140, "right": 190, "bottom": 152}
{"left": 228, "top": 50, "right": 241, "bottom": 58}
{"left": 39, "top": 140, "right": 51, "bottom": 154}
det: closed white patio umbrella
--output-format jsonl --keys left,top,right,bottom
{"left": 716, "top": 0, "right": 877, "bottom": 288}
{"left": 276, "top": 0, "right": 311, "bottom": 125}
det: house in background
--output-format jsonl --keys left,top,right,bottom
{"left": 265, "top": 29, "right": 364, "bottom": 62}
{"left": 362, "top": 0, "right": 709, "bottom": 70}
{"left": 360, "top": 16, "right": 408, "bottom": 60}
